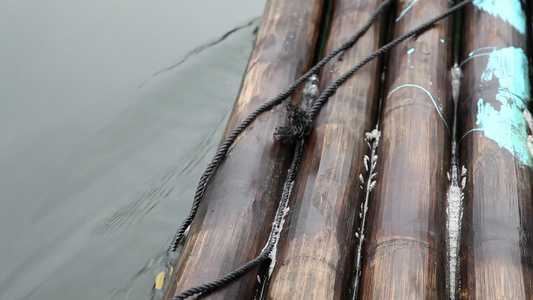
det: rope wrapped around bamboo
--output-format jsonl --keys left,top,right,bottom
{"left": 162, "top": 0, "right": 325, "bottom": 298}
{"left": 264, "top": 0, "right": 388, "bottom": 298}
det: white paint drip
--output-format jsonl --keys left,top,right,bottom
{"left": 266, "top": 205, "right": 291, "bottom": 277}
{"left": 261, "top": 181, "right": 293, "bottom": 280}
{"left": 260, "top": 75, "right": 320, "bottom": 295}
{"left": 447, "top": 64, "right": 465, "bottom": 299}
{"left": 353, "top": 128, "right": 381, "bottom": 298}
{"left": 447, "top": 156, "right": 465, "bottom": 300}
{"left": 451, "top": 63, "right": 462, "bottom": 107}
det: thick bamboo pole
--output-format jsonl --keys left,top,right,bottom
{"left": 457, "top": 1, "right": 533, "bottom": 299}
{"left": 264, "top": 0, "right": 387, "bottom": 299}
{"left": 162, "top": 0, "right": 325, "bottom": 299}
{"left": 358, "top": 0, "right": 454, "bottom": 299}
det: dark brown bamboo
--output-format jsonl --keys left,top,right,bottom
{"left": 162, "top": 0, "right": 325, "bottom": 299}
{"left": 264, "top": 0, "right": 387, "bottom": 299}
{"left": 358, "top": 0, "right": 454, "bottom": 299}
{"left": 457, "top": 2, "right": 533, "bottom": 299}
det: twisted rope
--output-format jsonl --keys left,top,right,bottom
{"left": 167, "top": 0, "right": 472, "bottom": 298}
{"left": 164, "top": 0, "right": 394, "bottom": 284}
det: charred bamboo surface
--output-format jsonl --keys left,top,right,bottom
{"left": 264, "top": 0, "right": 387, "bottom": 299}
{"left": 457, "top": 1, "right": 533, "bottom": 299}
{"left": 358, "top": 0, "right": 454, "bottom": 299}
{"left": 162, "top": 0, "right": 325, "bottom": 299}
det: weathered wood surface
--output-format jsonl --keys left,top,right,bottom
{"left": 358, "top": 0, "right": 454, "bottom": 299}
{"left": 162, "top": 0, "right": 325, "bottom": 298}
{"left": 264, "top": 0, "right": 387, "bottom": 299}
{"left": 457, "top": 1, "right": 533, "bottom": 299}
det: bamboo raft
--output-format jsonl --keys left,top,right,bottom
{"left": 162, "top": 0, "right": 533, "bottom": 299}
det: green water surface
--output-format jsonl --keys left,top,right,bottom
{"left": 0, "top": 1, "right": 265, "bottom": 299}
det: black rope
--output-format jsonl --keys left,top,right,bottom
{"left": 167, "top": 0, "right": 473, "bottom": 298}
{"left": 173, "top": 141, "right": 304, "bottom": 300}
{"left": 163, "top": 0, "right": 394, "bottom": 284}
{"left": 273, "top": 0, "right": 472, "bottom": 143}
{"left": 308, "top": 0, "right": 472, "bottom": 118}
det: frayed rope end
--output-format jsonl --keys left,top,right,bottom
{"left": 274, "top": 103, "right": 312, "bottom": 143}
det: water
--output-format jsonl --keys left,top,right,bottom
{"left": 0, "top": 1, "right": 265, "bottom": 299}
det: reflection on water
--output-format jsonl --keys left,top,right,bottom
{"left": 0, "top": 0, "right": 264, "bottom": 299}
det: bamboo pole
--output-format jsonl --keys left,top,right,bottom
{"left": 263, "top": 0, "right": 387, "bottom": 299}
{"left": 358, "top": 0, "right": 454, "bottom": 299}
{"left": 457, "top": 1, "right": 533, "bottom": 299}
{"left": 162, "top": 0, "right": 325, "bottom": 299}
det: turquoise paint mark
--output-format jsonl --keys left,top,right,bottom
{"left": 473, "top": 0, "right": 526, "bottom": 35}
{"left": 468, "top": 47, "right": 497, "bottom": 57}
{"left": 396, "top": 0, "right": 418, "bottom": 22}
{"left": 440, "top": 39, "right": 445, "bottom": 43}
{"left": 389, "top": 84, "right": 450, "bottom": 134}
{"left": 473, "top": 47, "right": 532, "bottom": 166}
{"left": 459, "top": 128, "right": 484, "bottom": 144}
{"left": 407, "top": 48, "right": 415, "bottom": 69}
{"left": 460, "top": 53, "right": 490, "bottom": 67}
{"left": 460, "top": 47, "right": 497, "bottom": 67}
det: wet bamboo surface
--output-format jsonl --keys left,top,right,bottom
{"left": 358, "top": 0, "right": 454, "bottom": 299}
{"left": 162, "top": 0, "right": 325, "bottom": 298}
{"left": 264, "top": 0, "right": 387, "bottom": 299}
{"left": 457, "top": 2, "right": 533, "bottom": 299}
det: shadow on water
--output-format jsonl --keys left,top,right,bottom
{"left": 0, "top": 17, "right": 260, "bottom": 300}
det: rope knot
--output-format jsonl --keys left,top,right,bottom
{"left": 274, "top": 103, "right": 312, "bottom": 143}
